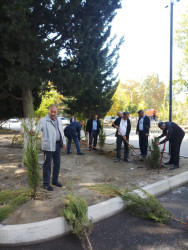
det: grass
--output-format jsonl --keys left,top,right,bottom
{"left": 0, "top": 189, "right": 30, "bottom": 221}
{"left": 88, "top": 184, "right": 123, "bottom": 197}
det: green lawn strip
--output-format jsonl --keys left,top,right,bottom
{"left": 0, "top": 189, "right": 30, "bottom": 221}
{"left": 88, "top": 184, "right": 123, "bottom": 197}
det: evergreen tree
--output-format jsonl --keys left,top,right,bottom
{"left": 63, "top": 0, "right": 124, "bottom": 118}
{"left": 0, "top": 0, "right": 79, "bottom": 118}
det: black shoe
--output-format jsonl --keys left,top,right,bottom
{"left": 114, "top": 158, "right": 120, "bottom": 162}
{"left": 124, "top": 159, "right": 131, "bottom": 163}
{"left": 169, "top": 165, "right": 179, "bottom": 170}
{"left": 43, "top": 185, "right": 54, "bottom": 191}
{"left": 52, "top": 181, "right": 62, "bottom": 187}
{"left": 164, "top": 161, "right": 172, "bottom": 165}
{"left": 142, "top": 155, "right": 147, "bottom": 159}
{"left": 93, "top": 148, "right": 97, "bottom": 150}
{"left": 78, "top": 152, "right": 85, "bottom": 155}
{"left": 67, "top": 152, "right": 72, "bottom": 154}
{"left": 88, "top": 148, "right": 91, "bottom": 151}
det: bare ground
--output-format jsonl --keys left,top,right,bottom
{"left": 0, "top": 130, "right": 187, "bottom": 225}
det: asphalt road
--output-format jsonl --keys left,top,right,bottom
{"left": 2, "top": 186, "right": 188, "bottom": 250}
{"left": 2, "top": 121, "right": 188, "bottom": 157}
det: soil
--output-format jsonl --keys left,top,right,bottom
{"left": 0, "top": 129, "right": 187, "bottom": 225}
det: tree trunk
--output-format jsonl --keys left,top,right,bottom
{"left": 22, "top": 88, "right": 33, "bottom": 118}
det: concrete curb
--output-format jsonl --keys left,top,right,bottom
{"left": 0, "top": 171, "right": 188, "bottom": 245}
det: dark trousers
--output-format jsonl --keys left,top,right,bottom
{"left": 67, "top": 136, "right": 81, "bottom": 154}
{"left": 169, "top": 136, "right": 184, "bottom": 166}
{"left": 138, "top": 131, "right": 148, "bottom": 156}
{"left": 89, "top": 130, "right": 98, "bottom": 149}
{"left": 43, "top": 142, "right": 61, "bottom": 186}
{"left": 116, "top": 135, "right": 129, "bottom": 160}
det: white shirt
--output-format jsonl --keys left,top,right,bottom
{"left": 139, "top": 115, "right": 145, "bottom": 131}
{"left": 118, "top": 118, "right": 127, "bottom": 136}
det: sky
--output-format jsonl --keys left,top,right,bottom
{"left": 111, "top": 0, "right": 188, "bottom": 83}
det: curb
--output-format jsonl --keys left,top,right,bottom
{"left": 0, "top": 171, "right": 188, "bottom": 245}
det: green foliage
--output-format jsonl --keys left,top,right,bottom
{"left": 145, "top": 138, "right": 161, "bottom": 169}
{"left": 98, "top": 124, "right": 106, "bottom": 150}
{"left": 35, "top": 83, "right": 64, "bottom": 118}
{"left": 89, "top": 184, "right": 123, "bottom": 197}
{"left": 122, "top": 189, "right": 171, "bottom": 224}
{"left": 126, "top": 101, "right": 137, "bottom": 115}
{"left": 23, "top": 101, "right": 40, "bottom": 199}
{"left": 0, "top": 189, "right": 30, "bottom": 221}
{"left": 60, "top": 194, "right": 93, "bottom": 249}
{"left": 63, "top": 0, "right": 123, "bottom": 118}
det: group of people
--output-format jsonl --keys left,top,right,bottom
{"left": 39, "top": 104, "right": 185, "bottom": 191}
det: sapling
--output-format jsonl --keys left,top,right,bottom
{"left": 145, "top": 137, "right": 161, "bottom": 169}
{"left": 60, "top": 194, "right": 93, "bottom": 250}
{"left": 98, "top": 124, "right": 106, "bottom": 150}
{"left": 22, "top": 100, "right": 40, "bottom": 199}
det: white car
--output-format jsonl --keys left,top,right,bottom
{"left": 9, "top": 117, "right": 19, "bottom": 122}
{"left": 103, "top": 116, "right": 117, "bottom": 124}
{"left": 60, "top": 117, "right": 70, "bottom": 126}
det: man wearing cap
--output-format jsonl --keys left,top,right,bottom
{"left": 136, "top": 110, "right": 150, "bottom": 158}
{"left": 113, "top": 111, "right": 131, "bottom": 162}
{"left": 155, "top": 121, "right": 185, "bottom": 170}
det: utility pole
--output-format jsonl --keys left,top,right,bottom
{"left": 169, "top": 0, "right": 173, "bottom": 124}
{"left": 169, "top": 0, "right": 173, "bottom": 154}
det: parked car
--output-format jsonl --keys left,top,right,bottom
{"left": 103, "top": 116, "right": 117, "bottom": 124}
{"left": 9, "top": 117, "right": 19, "bottom": 122}
{"left": 60, "top": 117, "right": 70, "bottom": 126}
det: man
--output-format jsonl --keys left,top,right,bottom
{"left": 136, "top": 110, "right": 150, "bottom": 158}
{"left": 117, "top": 111, "right": 122, "bottom": 118}
{"left": 64, "top": 121, "right": 85, "bottom": 155}
{"left": 86, "top": 114, "right": 101, "bottom": 151}
{"left": 155, "top": 121, "right": 185, "bottom": 170}
{"left": 70, "top": 115, "right": 76, "bottom": 123}
{"left": 40, "top": 105, "right": 66, "bottom": 191}
{"left": 113, "top": 111, "right": 131, "bottom": 162}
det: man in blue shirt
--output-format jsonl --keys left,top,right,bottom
{"left": 86, "top": 114, "right": 101, "bottom": 151}
{"left": 136, "top": 110, "right": 150, "bottom": 158}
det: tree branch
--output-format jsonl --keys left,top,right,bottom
{"left": 0, "top": 86, "right": 22, "bottom": 100}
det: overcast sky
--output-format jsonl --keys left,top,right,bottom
{"left": 111, "top": 0, "right": 188, "bottom": 83}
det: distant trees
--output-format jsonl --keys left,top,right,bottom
{"left": 107, "top": 75, "right": 166, "bottom": 116}
{"left": 175, "top": 3, "right": 188, "bottom": 91}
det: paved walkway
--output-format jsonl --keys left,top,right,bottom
{"left": 3, "top": 186, "right": 188, "bottom": 250}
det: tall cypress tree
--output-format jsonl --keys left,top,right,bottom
{"left": 62, "top": 0, "right": 124, "bottom": 118}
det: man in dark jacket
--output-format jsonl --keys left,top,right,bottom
{"left": 136, "top": 110, "right": 150, "bottom": 158}
{"left": 155, "top": 121, "right": 185, "bottom": 170}
{"left": 64, "top": 121, "right": 84, "bottom": 155}
{"left": 70, "top": 115, "right": 76, "bottom": 123}
{"left": 113, "top": 111, "right": 131, "bottom": 162}
{"left": 86, "top": 114, "right": 101, "bottom": 151}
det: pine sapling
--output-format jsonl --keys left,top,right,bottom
{"left": 60, "top": 193, "right": 93, "bottom": 250}
{"left": 145, "top": 137, "right": 161, "bottom": 169}
{"left": 98, "top": 125, "right": 106, "bottom": 150}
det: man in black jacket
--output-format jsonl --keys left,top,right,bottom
{"left": 113, "top": 111, "right": 131, "bottom": 162}
{"left": 136, "top": 110, "right": 150, "bottom": 158}
{"left": 155, "top": 121, "right": 185, "bottom": 170}
{"left": 86, "top": 114, "right": 101, "bottom": 151}
{"left": 64, "top": 121, "right": 84, "bottom": 155}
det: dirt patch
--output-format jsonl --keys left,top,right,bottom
{"left": 0, "top": 130, "right": 188, "bottom": 225}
